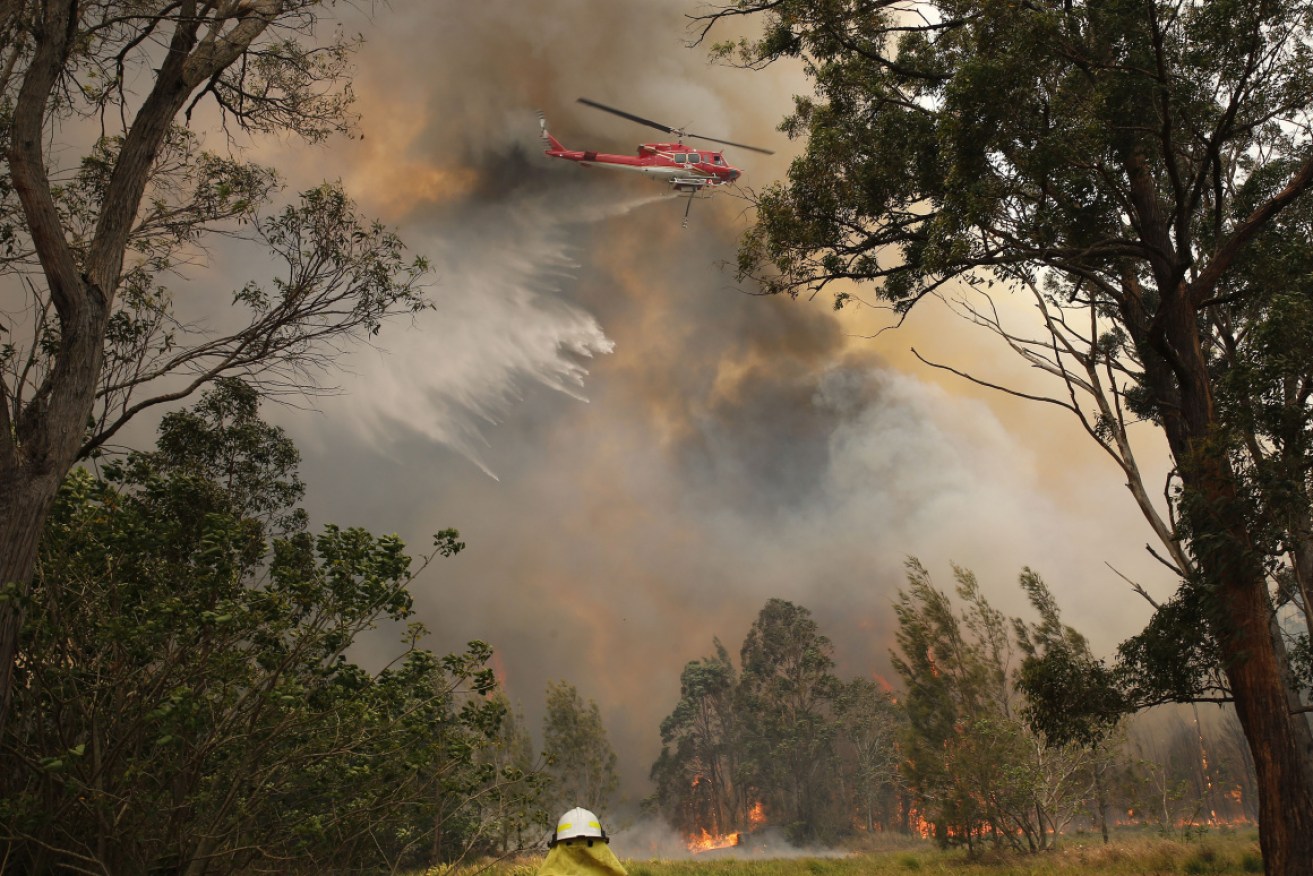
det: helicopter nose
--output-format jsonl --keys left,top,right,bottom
{"left": 728, "top": 169, "right": 741, "bottom": 181}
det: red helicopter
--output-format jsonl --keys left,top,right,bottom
{"left": 540, "top": 97, "right": 773, "bottom": 225}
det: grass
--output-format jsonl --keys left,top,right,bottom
{"left": 428, "top": 828, "right": 1263, "bottom": 876}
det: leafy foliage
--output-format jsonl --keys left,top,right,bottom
{"left": 542, "top": 681, "right": 620, "bottom": 818}
{"left": 650, "top": 641, "right": 745, "bottom": 837}
{"left": 1014, "top": 568, "right": 1128, "bottom": 748}
{"left": 0, "top": 0, "right": 433, "bottom": 735}
{"left": 0, "top": 383, "right": 539, "bottom": 874}
{"left": 738, "top": 599, "right": 843, "bottom": 844}
{"left": 892, "top": 561, "right": 1100, "bottom": 853}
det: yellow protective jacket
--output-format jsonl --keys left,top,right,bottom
{"left": 536, "top": 839, "right": 628, "bottom": 876}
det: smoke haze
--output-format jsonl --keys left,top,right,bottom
{"left": 233, "top": 0, "right": 1177, "bottom": 803}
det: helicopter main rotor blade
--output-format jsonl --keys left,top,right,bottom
{"left": 683, "top": 132, "right": 775, "bottom": 155}
{"left": 577, "top": 97, "right": 676, "bottom": 136}
{"left": 577, "top": 97, "right": 775, "bottom": 154}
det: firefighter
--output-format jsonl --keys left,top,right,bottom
{"left": 537, "top": 807, "right": 627, "bottom": 876}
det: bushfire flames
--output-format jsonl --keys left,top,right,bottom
{"left": 687, "top": 828, "right": 740, "bottom": 853}
{"left": 685, "top": 801, "right": 765, "bottom": 853}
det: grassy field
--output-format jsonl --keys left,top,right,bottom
{"left": 435, "top": 829, "right": 1263, "bottom": 876}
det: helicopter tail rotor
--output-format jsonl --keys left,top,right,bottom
{"left": 538, "top": 111, "right": 566, "bottom": 152}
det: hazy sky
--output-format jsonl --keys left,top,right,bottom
{"left": 218, "top": 0, "right": 1181, "bottom": 805}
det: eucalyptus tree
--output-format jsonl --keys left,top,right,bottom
{"left": 0, "top": 0, "right": 430, "bottom": 728}
{"left": 698, "top": 1, "right": 1313, "bottom": 869}
{"left": 833, "top": 677, "right": 904, "bottom": 833}
{"left": 541, "top": 681, "right": 619, "bottom": 817}
{"left": 650, "top": 641, "right": 744, "bottom": 837}
{"left": 737, "top": 598, "right": 842, "bottom": 842}
{"left": 893, "top": 561, "right": 1098, "bottom": 852}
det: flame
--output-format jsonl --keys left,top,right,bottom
{"left": 906, "top": 805, "right": 933, "bottom": 839}
{"left": 748, "top": 802, "right": 765, "bottom": 828}
{"left": 687, "top": 828, "right": 740, "bottom": 853}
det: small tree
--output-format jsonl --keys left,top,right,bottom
{"left": 834, "top": 678, "right": 905, "bottom": 834}
{"left": 893, "top": 561, "right": 1097, "bottom": 853}
{"left": 476, "top": 694, "right": 550, "bottom": 856}
{"left": 541, "top": 681, "right": 619, "bottom": 818}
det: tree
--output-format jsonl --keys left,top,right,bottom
{"left": 0, "top": 0, "right": 430, "bottom": 730}
{"left": 0, "top": 381, "right": 522, "bottom": 873}
{"left": 541, "top": 681, "right": 619, "bottom": 818}
{"left": 892, "top": 561, "right": 1096, "bottom": 853}
{"left": 737, "top": 598, "right": 842, "bottom": 843}
{"left": 1014, "top": 568, "right": 1126, "bottom": 843}
{"left": 474, "top": 694, "right": 550, "bottom": 856}
{"left": 650, "top": 640, "right": 749, "bottom": 838}
{"left": 697, "top": 2, "right": 1313, "bottom": 869}
{"left": 833, "top": 678, "right": 904, "bottom": 834}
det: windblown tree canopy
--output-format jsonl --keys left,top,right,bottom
{"left": 698, "top": 1, "right": 1313, "bottom": 872}
{"left": 0, "top": 0, "right": 428, "bottom": 726}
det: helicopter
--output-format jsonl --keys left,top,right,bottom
{"left": 540, "top": 97, "right": 773, "bottom": 226}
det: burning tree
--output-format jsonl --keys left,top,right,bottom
{"left": 650, "top": 641, "right": 745, "bottom": 839}
{"left": 893, "top": 561, "right": 1101, "bottom": 852}
{"left": 652, "top": 599, "right": 902, "bottom": 847}
{"left": 736, "top": 599, "right": 845, "bottom": 844}
{"left": 833, "top": 678, "right": 905, "bottom": 833}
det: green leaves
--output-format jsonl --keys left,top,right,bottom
{"left": 893, "top": 561, "right": 1105, "bottom": 851}
{"left": 3, "top": 385, "right": 522, "bottom": 873}
{"left": 541, "top": 680, "right": 620, "bottom": 817}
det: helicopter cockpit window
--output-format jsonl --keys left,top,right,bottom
{"left": 713, "top": 155, "right": 726, "bottom": 165}
{"left": 674, "top": 153, "right": 688, "bottom": 163}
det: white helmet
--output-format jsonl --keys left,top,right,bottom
{"left": 550, "top": 806, "right": 609, "bottom": 846}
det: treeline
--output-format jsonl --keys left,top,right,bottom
{"left": 2, "top": 384, "right": 1259, "bottom": 870}
{"left": 0, "top": 383, "right": 613, "bottom": 874}
{"left": 648, "top": 567, "right": 1259, "bottom": 852}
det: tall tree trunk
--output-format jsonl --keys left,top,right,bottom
{"left": 0, "top": 472, "right": 63, "bottom": 729}
{"left": 1157, "top": 280, "right": 1313, "bottom": 876}
{"left": 1202, "top": 519, "right": 1313, "bottom": 875}
{"left": 0, "top": 0, "right": 280, "bottom": 732}
{"left": 1094, "top": 761, "right": 1109, "bottom": 844}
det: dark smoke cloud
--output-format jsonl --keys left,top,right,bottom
{"left": 235, "top": 0, "right": 1176, "bottom": 804}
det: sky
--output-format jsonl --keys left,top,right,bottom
{"left": 207, "top": 0, "right": 1186, "bottom": 810}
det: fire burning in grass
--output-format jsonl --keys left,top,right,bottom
{"left": 687, "top": 828, "right": 741, "bottom": 854}
{"left": 684, "top": 800, "right": 766, "bottom": 853}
